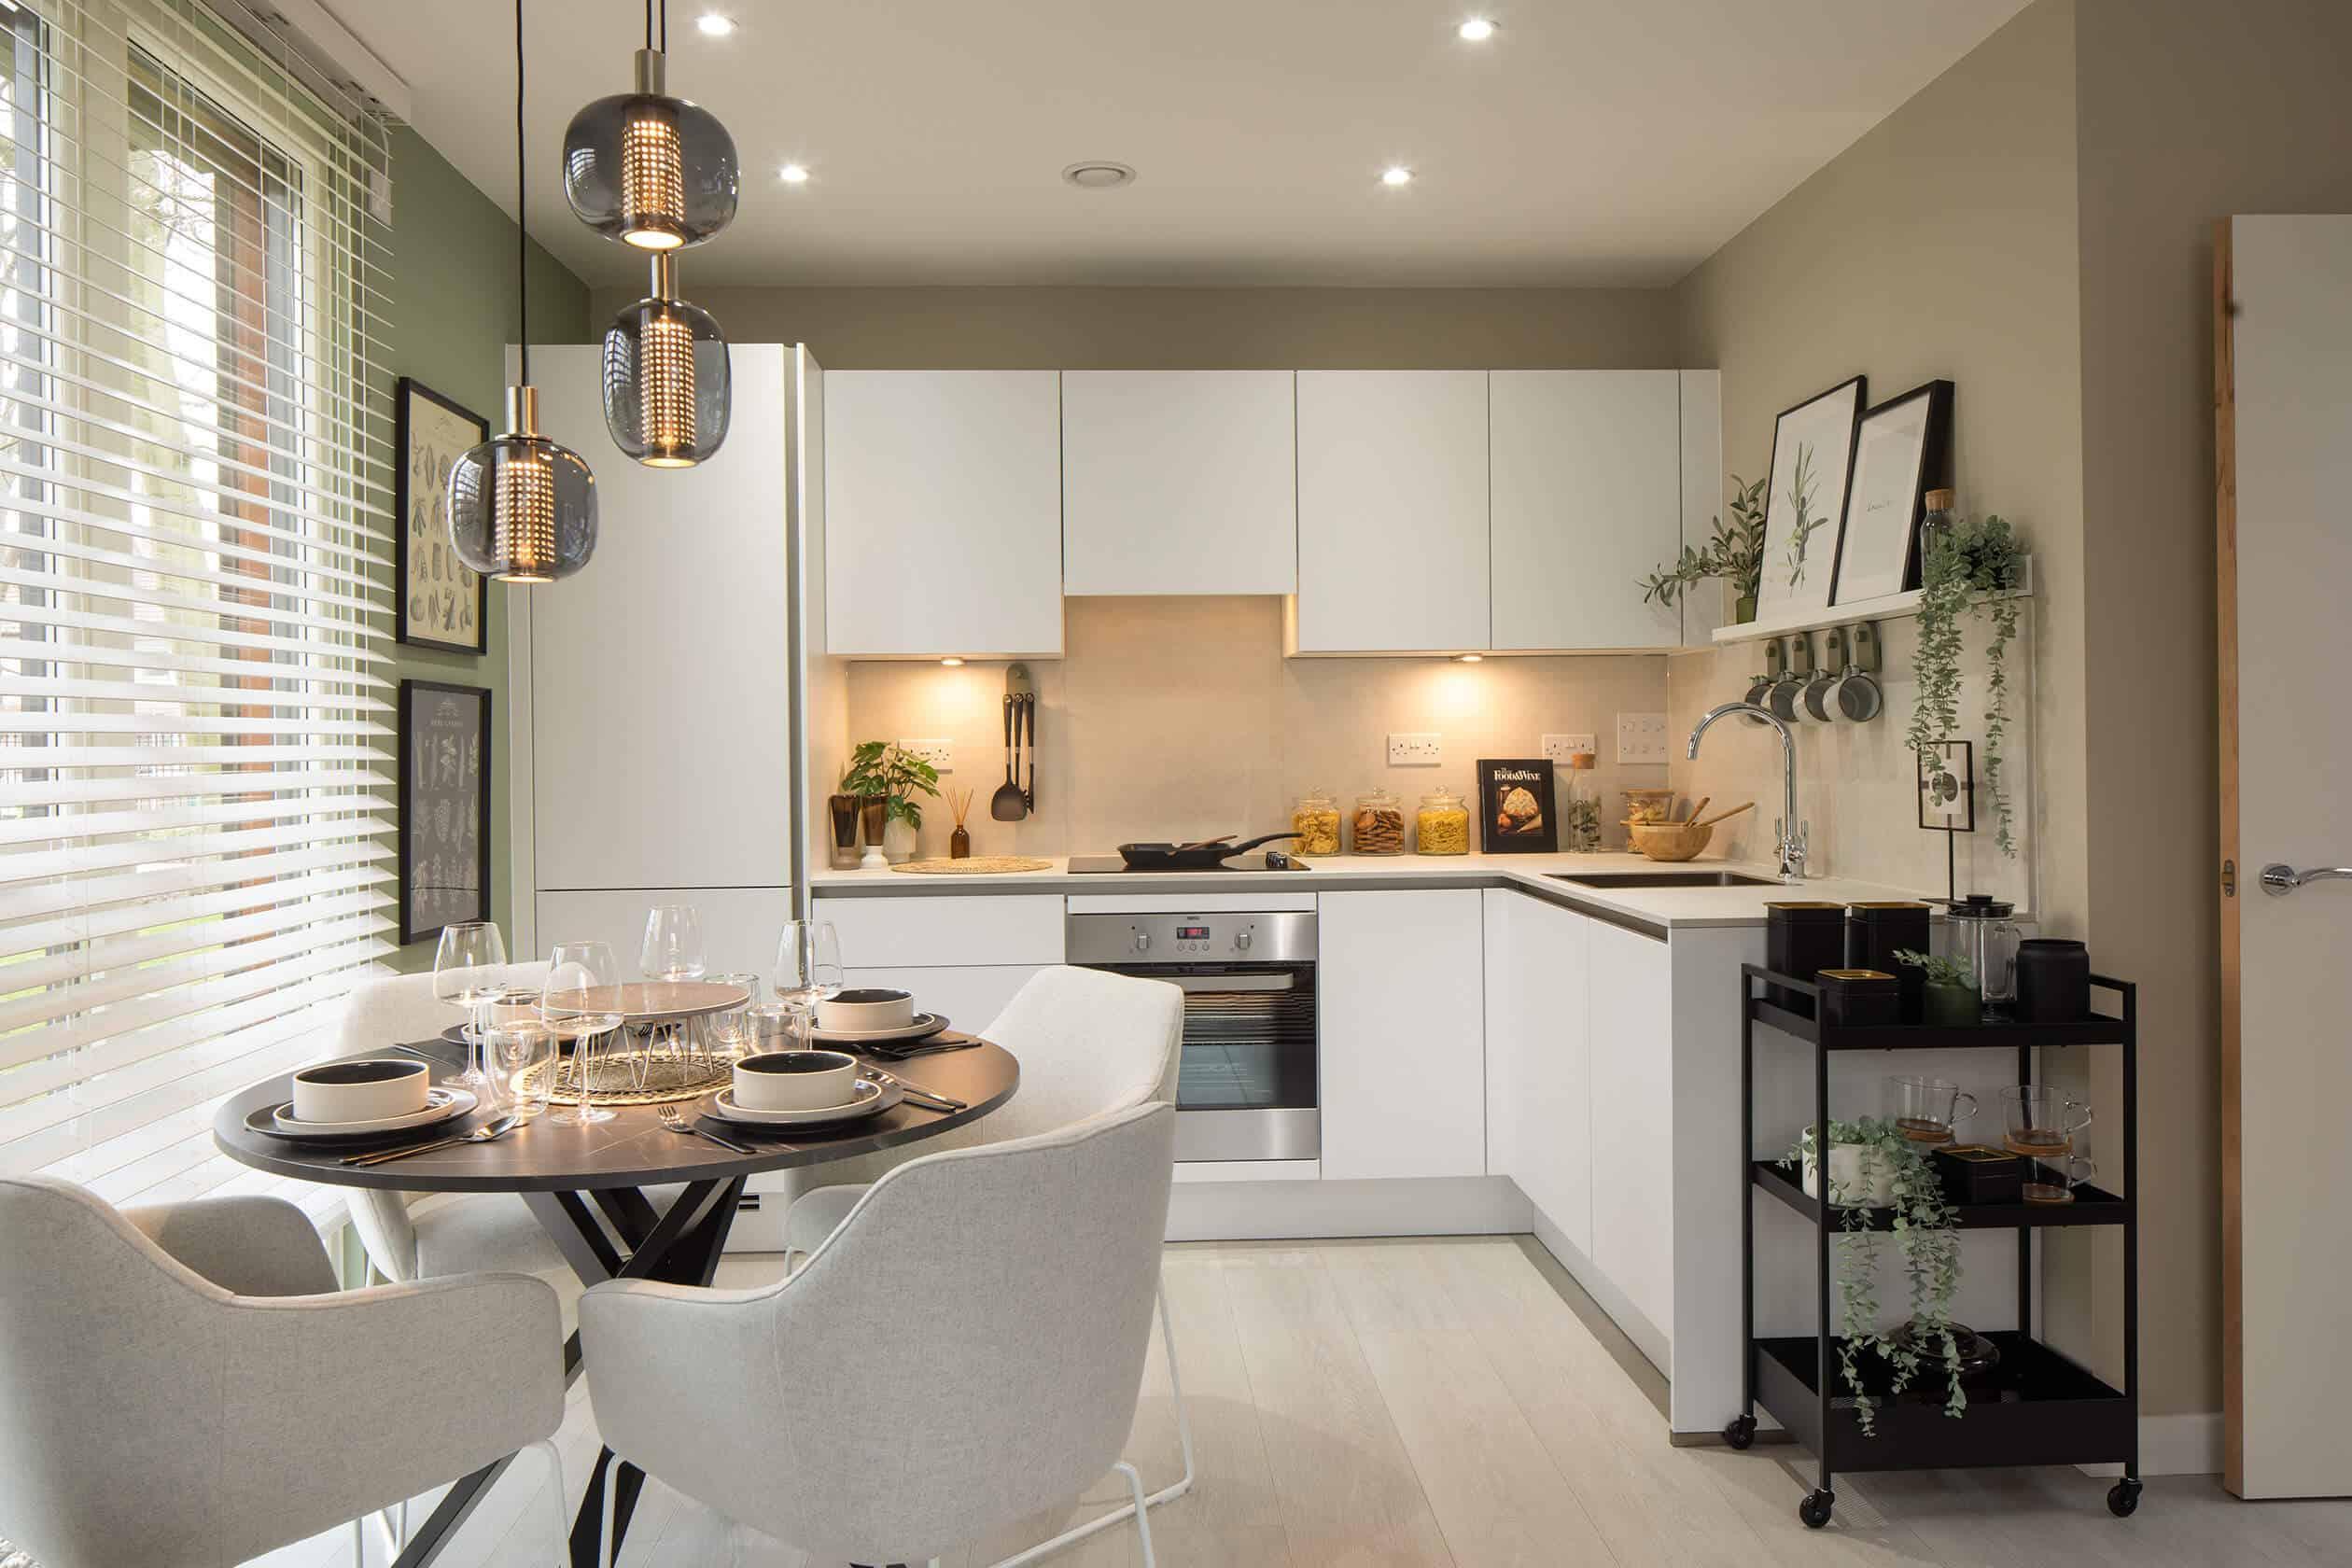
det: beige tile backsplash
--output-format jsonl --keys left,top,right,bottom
{"left": 841, "top": 596, "right": 1673, "bottom": 860}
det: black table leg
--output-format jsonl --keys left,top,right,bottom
{"left": 392, "top": 1450, "right": 512, "bottom": 1567}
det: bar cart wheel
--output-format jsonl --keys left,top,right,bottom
{"left": 1799, "top": 1489, "right": 1836, "bottom": 1529}
{"left": 2107, "top": 1479, "right": 2142, "bottom": 1518}
{"left": 1722, "top": 1414, "right": 1757, "bottom": 1450}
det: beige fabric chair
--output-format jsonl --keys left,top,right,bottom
{"left": 0, "top": 1177, "right": 567, "bottom": 1568}
{"left": 581, "top": 1101, "right": 1176, "bottom": 1567}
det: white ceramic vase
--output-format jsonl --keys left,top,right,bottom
{"left": 1801, "top": 1141, "right": 1897, "bottom": 1208}
{"left": 882, "top": 816, "right": 919, "bottom": 864}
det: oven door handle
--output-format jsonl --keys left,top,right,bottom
{"left": 1165, "top": 973, "right": 1296, "bottom": 993}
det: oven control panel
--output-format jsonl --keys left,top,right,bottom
{"left": 1065, "top": 910, "right": 1317, "bottom": 966}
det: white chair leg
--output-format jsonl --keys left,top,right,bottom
{"left": 601, "top": 1459, "right": 622, "bottom": 1568}
{"left": 348, "top": 1519, "right": 365, "bottom": 1567}
{"left": 372, "top": 1505, "right": 401, "bottom": 1561}
{"left": 1114, "top": 1463, "right": 1155, "bottom": 1568}
{"left": 987, "top": 1274, "right": 1195, "bottom": 1568}
{"left": 532, "top": 1440, "right": 568, "bottom": 1568}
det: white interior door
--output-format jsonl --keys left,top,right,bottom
{"left": 2219, "top": 215, "right": 2352, "bottom": 1498}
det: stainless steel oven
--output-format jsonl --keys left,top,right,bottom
{"left": 1065, "top": 910, "right": 1318, "bottom": 1163}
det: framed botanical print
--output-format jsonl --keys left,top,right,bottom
{"left": 399, "top": 679, "right": 492, "bottom": 945}
{"left": 1832, "top": 379, "right": 1953, "bottom": 604}
{"left": 1754, "top": 374, "right": 1866, "bottom": 623}
{"left": 395, "top": 377, "right": 489, "bottom": 654}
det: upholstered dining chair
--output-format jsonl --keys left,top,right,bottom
{"left": 582, "top": 1100, "right": 1177, "bottom": 1567}
{"left": 777, "top": 964, "right": 1191, "bottom": 1561}
{"left": 0, "top": 1176, "right": 567, "bottom": 1568}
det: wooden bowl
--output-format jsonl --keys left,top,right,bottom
{"left": 1626, "top": 820, "right": 1715, "bottom": 862}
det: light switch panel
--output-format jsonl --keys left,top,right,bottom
{"left": 898, "top": 738, "right": 953, "bottom": 772}
{"left": 1617, "top": 713, "right": 1670, "bottom": 764}
{"left": 1388, "top": 733, "right": 1443, "bottom": 766}
{"left": 1542, "top": 734, "right": 1597, "bottom": 764}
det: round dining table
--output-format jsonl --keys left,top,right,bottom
{"left": 214, "top": 1033, "right": 1018, "bottom": 1568}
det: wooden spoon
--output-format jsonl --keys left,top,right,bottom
{"left": 1683, "top": 796, "right": 1712, "bottom": 825}
{"left": 1691, "top": 801, "right": 1756, "bottom": 830}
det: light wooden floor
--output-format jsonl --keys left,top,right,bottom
{"left": 262, "top": 1236, "right": 2352, "bottom": 1568}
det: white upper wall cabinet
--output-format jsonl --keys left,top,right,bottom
{"left": 525, "top": 343, "right": 791, "bottom": 892}
{"left": 825, "top": 371, "right": 1063, "bottom": 657}
{"left": 1062, "top": 371, "right": 1296, "bottom": 595}
{"left": 1677, "top": 370, "right": 1726, "bottom": 646}
{"left": 1490, "top": 371, "right": 1682, "bottom": 651}
{"left": 1294, "top": 371, "right": 1490, "bottom": 653}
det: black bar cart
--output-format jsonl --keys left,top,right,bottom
{"left": 1728, "top": 964, "right": 2140, "bottom": 1528}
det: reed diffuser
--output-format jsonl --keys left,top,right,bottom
{"left": 947, "top": 786, "right": 973, "bottom": 859}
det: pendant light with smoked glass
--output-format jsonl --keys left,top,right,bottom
{"left": 449, "top": 0, "right": 597, "bottom": 584}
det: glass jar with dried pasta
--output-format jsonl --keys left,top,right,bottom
{"left": 1416, "top": 787, "right": 1471, "bottom": 855}
{"left": 1289, "top": 788, "right": 1342, "bottom": 857}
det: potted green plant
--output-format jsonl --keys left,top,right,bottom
{"left": 1782, "top": 1117, "right": 1967, "bottom": 1436}
{"left": 1908, "top": 512, "right": 2025, "bottom": 855}
{"left": 1895, "top": 949, "right": 1981, "bottom": 1027}
{"left": 841, "top": 740, "right": 941, "bottom": 864}
{"left": 1639, "top": 475, "right": 1768, "bottom": 624}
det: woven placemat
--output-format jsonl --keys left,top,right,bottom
{"left": 521, "top": 1050, "right": 732, "bottom": 1107}
{"left": 889, "top": 856, "right": 1054, "bottom": 875}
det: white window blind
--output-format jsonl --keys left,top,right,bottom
{"left": 0, "top": 0, "right": 396, "bottom": 1177}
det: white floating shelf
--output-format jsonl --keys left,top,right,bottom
{"left": 1709, "top": 554, "right": 2035, "bottom": 647}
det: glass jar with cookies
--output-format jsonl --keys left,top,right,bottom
{"left": 1351, "top": 788, "right": 1407, "bottom": 855}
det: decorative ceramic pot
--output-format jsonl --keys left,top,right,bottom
{"left": 882, "top": 815, "right": 918, "bottom": 864}
{"left": 1735, "top": 594, "right": 1758, "bottom": 624}
{"left": 828, "top": 794, "right": 861, "bottom": 870}
{"left": 1803, "top": 1141, "right": 1897, "bottom": 1208}
{"left": 1923, "top": 978, "right": 1981, "bottom": 1028}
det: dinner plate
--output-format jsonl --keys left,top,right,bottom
{"left": 708, "top": 1078, "right": 903, "bottom": 1127}
{"left": 251, "top": 1087, "right": 477, "bottom": 1141}
{"left": 805, "top": 1013, "right": 950, "bottom": 1046}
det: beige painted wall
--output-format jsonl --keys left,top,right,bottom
{"left": 584, "top": 285, "right": 1681, "bottom": 370}
{"left": 839, "top": 597, "right": 1670, "bottom": 861}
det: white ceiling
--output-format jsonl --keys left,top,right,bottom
{"left": 334, "top": 0, "right": 2030, "bottom": 290}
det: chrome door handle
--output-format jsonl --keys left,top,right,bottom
{"left": 2259, "top": 863, "right": 2352, "bottom": 896}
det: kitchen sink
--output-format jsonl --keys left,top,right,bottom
{"left": 1549, "top": 870, "right": 1782, "bottom": 889}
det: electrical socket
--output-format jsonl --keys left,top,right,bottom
{"left": 897, "top": 738, "right": 953, "bottom": 772}
{"left": 1542, "top": 733, "right": 1597, "bottom": 765}
{"left": 1617, "top": 713, "right": 1670, "bottom": 765}
{"left": 1387, "top": 733, "right": 1443, "bottom": 766}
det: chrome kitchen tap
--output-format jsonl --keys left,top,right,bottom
{"left": 1687, "top": 701, "right": 1808, "bottom": 882}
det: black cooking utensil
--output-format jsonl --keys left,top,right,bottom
{"left": 990, "top": 694, "right": 1025, "bottom": 821}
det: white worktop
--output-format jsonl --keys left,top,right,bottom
{"left": 809, "top": 850, "right": 1939, "bottom": 931}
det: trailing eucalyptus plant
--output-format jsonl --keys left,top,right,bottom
{"left": 1782, "top": 1117, "right": 1967, "bottom": 1436}
{"left": 1907, "top": 512, "right": 2026, "bottom": 855}
{"left": 1638, "top": 475, "right": 1769, "bottom": 622}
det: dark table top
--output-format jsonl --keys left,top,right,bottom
{"left": 212, "top": 1039, "right": 1019, "bottom": 1193}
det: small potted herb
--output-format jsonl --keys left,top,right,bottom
{"left": 1638, "top": 475, "right": 1768, "bottom": 624}
{"left": 1895, "top": 949, "right": 1981, "bottom": 1028}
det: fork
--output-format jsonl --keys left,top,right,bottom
{"left": 658, "top": 1103, "right": 759, "bottom": 1154}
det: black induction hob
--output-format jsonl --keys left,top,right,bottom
{"left": 1066, "top": 852, "right": 1310, "bottom": 875}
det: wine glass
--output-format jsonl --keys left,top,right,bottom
{"left": 641, "top": 904, "right": 707, "bottom": 983}
{"left": 773, "top": 920, "right": 845, "bottom": 1051}
{"left": 432, "top": 921, "right": 511, "bottom": 1094}
{"left": 542, "top": 940, "right": 625, "bottom": 1127}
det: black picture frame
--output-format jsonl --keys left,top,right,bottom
{"left": 398, "top": 679, "right": 493, "bottom": 946}
{"left": 1754, "top": 373, "right": 1867, "bottom": 623}
{"left": 1917, "top": 739, "right": 1976, "bottom": 833}
{"left": 394, "top": 377, "right": 490, "bottom": 655}
{"left": 1830, "top": 379, "right": 1954, "bottom": 605}
{"left": 1476, "top": 758, "right": 1559, "bottom": 853}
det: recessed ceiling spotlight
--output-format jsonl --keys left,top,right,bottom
{"left": 1458, "top": 17, "right": 1496, "bottom": 41}
{"left": 1381, "top": 165, "right": 1414, "bottom": 187}
{"left": 1062, "top": 161, "right": 1137, "bottom": 189}
{"left": 697, "top": 13, "right": 735, "bottom": 36}
{"left": 1454, "top": 652, "right": 1484, "bottom": 664}
{"left": 939, "top": 656, "right": 965, "bottom": 667}
{"left": 779, "top": 162, "right": 810, "bottom": 184}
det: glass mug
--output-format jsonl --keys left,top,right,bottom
{"left": 2023, "top": 1151, "right": 2096, "bottom": 1206}
{"left": 486, "top": 1020, "right": 555, "bottom": 1121}
{"left": 1889, "top": 1074, "right": 1977, "bottom": 1145}
{"left": 2002, "top": 1085, "right": 2092, "bottom": 1160}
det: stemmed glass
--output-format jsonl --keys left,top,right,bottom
{"left": 774, "top": 920, "right": 845, "bottom": 1051}
{"left": 432, "top": 921, "right": 511, "bottom": 1097}
{"left": 641, "top": 905, "right": 707, "bottom": 1064}
{"left": 542, "top": 940, "right": 625, "bottom": 1127}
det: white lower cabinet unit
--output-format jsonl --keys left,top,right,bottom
{"left": 813, "top": 893, "right": 1063, "bottom": 1037}
{"left": 1481, "top": 889, "right": 1592, "bottom": 1254}
{"left": 1316, "top": 889, "right": 1486, "bottom": 1180}
{"left": 1586, "top": 916, "right": 1675, "bottom": 1349}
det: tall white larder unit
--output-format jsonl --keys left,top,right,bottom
{"left": 508, "top": 343, "right": 794, "bottom": 974}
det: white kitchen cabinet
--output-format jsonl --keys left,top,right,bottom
{"left": 1062, "top": 371, "right": 1296, "bottom": 595}
{"left": 824, "top": 371, "right": 1063, "bottom": 657}
{"left": 1482, "top": 889, "right": 1592, "bottom": 1253}
{"left": 816, "top": 893, "right": 1064, "bottom": 969}
{"left": 1677, "top": 370, "right": 1725, "bottom": 645}
{"left": 1490, "top": 370, "right": 1682, "bottom": 651}
{"left": 535, "top": 887, "right": 796, "bottom": 981}
{"left": 1294, "top": 371, "right": 1489, "bottom": 653}
{"left": 1586, "top": 917, "right": 1674, "bottom": 1341}
{"left": 1317, "top": 889, "right": 1485, "bottom": 1180}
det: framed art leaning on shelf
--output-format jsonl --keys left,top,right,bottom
{"left": 399, "top": 679, "right": 492, "bottom": 945}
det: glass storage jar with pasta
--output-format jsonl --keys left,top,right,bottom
{"left": 1289, "top": 788, "right": 1342, "bottom": 857}
{"left": 1416, "top": 787, "right": 1471, "bottom": 855}
{"left": 1352, "top": 788, "right": 1407, "bottom": 855}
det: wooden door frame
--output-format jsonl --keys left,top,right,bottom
{"left": 2213, "top": 217, "right": 2245, "bottom": 1496}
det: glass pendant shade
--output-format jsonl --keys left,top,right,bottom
{"left": 563, "top": 49, "right": 737, "bottom": 250}
{"left": 602, "top": 255, "right": 730, "bottom": 466}
{"left": 448, "top": 388, "right": 598, "bottom": 582}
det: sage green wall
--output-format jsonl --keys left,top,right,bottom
{"left": 379, "top": 124, "right": 591, "bottom": 972}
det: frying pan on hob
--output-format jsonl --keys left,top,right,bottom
{"left": 1113, "top": 833, "right": 1300, "bottom": 871}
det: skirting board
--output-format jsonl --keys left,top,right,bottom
{"left": 1528, "top": 1207, "right": 1671, "bottom": 1385}
{"left": 1164, "top": 1174, "right": 1529, "bottom": 1242}
{"left": 2079, "top": 1414, "right": 2223, "bottom": 1478}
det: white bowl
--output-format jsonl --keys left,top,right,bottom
{"left": 291, "top": 1057, "right": 430, "bottom": 1125}
{"left": 816, "top": 987, "right": 916, "bottom": 1033}
{"left": 733, "top": 1049, "right": 862, "bottom": 1113}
